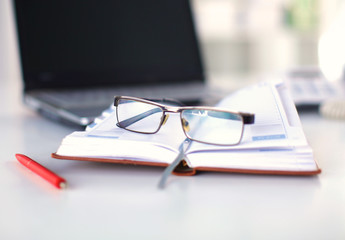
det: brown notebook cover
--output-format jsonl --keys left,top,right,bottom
{"left": 51, "top": 153, "right": 321, "bottom": 176}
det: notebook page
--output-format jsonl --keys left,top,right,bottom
{"left": 87, "top": 111, "right": 186, "bottom": 150}
{"left": 184, "top": 81, "right": 317, "bottom": 171}
{"left": 186, "top": 147, "right": 317, "bottom": 171}
{"left": 55, "top": 130, "right": 181, "bottom": 163}
{"left": 186, "top": 81, "right": 308, "bottom": 153}
{"left": 56, "top": 110, "right": 187, "bottom": 163}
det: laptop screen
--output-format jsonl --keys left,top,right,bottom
{"left": 13, "top": 0, "right": 205, "bottom": 91}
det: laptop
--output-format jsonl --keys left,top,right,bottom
{"left": 12, "top": 0, "right": 214, "bottom": 126}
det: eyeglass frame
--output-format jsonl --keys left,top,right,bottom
{"left": 114, "top": 95, "right": 255, "bottom": 146}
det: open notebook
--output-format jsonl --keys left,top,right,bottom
{"left": 52, "top": 81, "right": 321, "bottom": 176}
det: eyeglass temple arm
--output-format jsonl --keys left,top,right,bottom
{"left": 202, "top": 111, "right": 255, "bottom": 124}
{"left": 158, "top": 138, "right": 191, "bottom": 189}
{"left": 117, "top": 108, "right": 162, "bottom": 128}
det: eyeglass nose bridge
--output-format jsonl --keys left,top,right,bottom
{"left": 181, "top": 118, "right": 190, "bottom": 132}
{"left": 159, "top": 106, "right": 182, "bottom": 127}
{"left": 162, "top": 106, "right": 181, "bottom": 113}
{"left": 157, "top": 106, "right": 184, "bottom": 129}
{"left": 161, "top": 114, "right": 169, "bottom": 126}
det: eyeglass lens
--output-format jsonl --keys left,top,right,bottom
{"left": 181, "top": 109, "right": 244, "bottom": 145}
{"left": 116, "top": 99, "right": 164, "bottom": 133}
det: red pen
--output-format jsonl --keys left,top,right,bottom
{"left": 15, "top": 154, "right": 67, "bottom": 189}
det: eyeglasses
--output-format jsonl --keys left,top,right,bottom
{"left": 114, "top": 96, "right": 255, "bottom": 146}
{"left": 114, "top": 96, "right": 255, "bottom": 188}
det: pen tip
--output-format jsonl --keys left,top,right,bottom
{"left": 59, "top": 182, "right": 67, "bottom": 189}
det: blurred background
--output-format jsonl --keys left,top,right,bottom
{"left": 1, "top": 0, "right": 345, "bottom": 89}
{"left": 191, "top": 0, "right": 344, "bottom": 84}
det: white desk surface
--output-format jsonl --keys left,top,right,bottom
{"left": 1, "top": 2, "right": 345, "bottom": 239}
{"left": 1, "top": 75, "right": 345, "bottom": 240}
